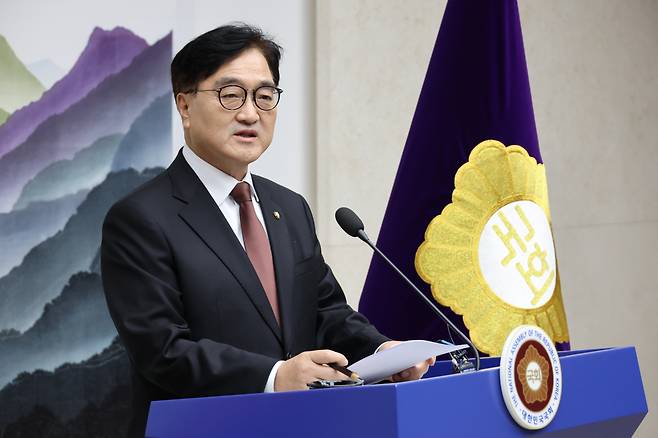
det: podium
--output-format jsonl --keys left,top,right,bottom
{"left": 145, "top": 347, "right": 647, "bottom": 437}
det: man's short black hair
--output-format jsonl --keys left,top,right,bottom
{"left": 171, "top": 23, "right": 282, "bottom": 98}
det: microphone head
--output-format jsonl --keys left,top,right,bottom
{"left": 335, "top": 207, "right": 365, "bottom": 237}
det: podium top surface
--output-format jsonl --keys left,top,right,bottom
{"left": 146, "top": 347, "right": 647, "bottom": 438}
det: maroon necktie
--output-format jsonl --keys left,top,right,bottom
{"left": 230, "top": 182, "right": 280, "bottom": 325}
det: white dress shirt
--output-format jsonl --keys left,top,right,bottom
{"left": 181, "top": 145, "right": 283, "bottom": 392}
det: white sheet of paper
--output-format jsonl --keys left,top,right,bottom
{"left": 350, "top": 340, "right": 469, "bottom": 384}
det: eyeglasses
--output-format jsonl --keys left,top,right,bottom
{"left": 191, "top": 85, "right": 283, "bottom": 111}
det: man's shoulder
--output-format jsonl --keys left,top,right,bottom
{"left": 105, "top": 168, "right": 174, "bottom": 222}
{"left": 252, "top": 174, "right": 304, "bottom": 203}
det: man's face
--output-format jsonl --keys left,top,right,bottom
{"left": 177, "top": 48, "right": 277, "bottom": 179}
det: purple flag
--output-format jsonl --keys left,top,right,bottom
{"left": 359, "top": 0, "right": 570, "bottom": 352}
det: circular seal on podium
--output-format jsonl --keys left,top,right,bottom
{"left": 499, "top": 325, "right": 562, "bottom": 430}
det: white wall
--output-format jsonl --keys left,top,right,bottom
{"left": 521, "top": 3, "right": 658, "bottom": 436}
{"left": 315, "top": 0, "right": 445, "bottom": 304}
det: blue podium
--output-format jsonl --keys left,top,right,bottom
{"left": 145, "top": 347, "right": 647, "bottom": 437}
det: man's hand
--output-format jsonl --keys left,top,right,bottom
{"left": 274, "top": 350, "right": 349, "bottom": 391}
{"left": 379, "top": 340, "right": 436, "bottom": 382}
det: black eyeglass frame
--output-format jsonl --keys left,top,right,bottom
{"left": 189, "top": 84, "right": 283, "bottom": 111}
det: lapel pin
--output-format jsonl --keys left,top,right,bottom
{"left": 273, "top": 211, "right": 281, "bottom": 220}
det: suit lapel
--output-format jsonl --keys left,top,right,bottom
{"left": 168, "top": 152, "right": 283, "bottom": 345}
{"left": 253, "top": 176, "right": 296, "bottom": 352}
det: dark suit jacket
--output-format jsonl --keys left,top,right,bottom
{"left": 101, "top": 151, "right": 389, "bottom": 437}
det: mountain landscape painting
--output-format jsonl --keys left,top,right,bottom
{"left": 0, "top": 26, "right": 173, "bottom": 437}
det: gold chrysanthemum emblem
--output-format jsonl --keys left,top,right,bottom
{"left": 415, "top": 140, "right": 569, "bottom": 355}
{"left": 517, "top": 345, "right": 550, "bottom": 403}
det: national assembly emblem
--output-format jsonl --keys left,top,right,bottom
{"left": 415, "top": 140, "right": 569, "bottom": 355}
{"left": 499, "top": 325, "right": 562, "bottom": 429}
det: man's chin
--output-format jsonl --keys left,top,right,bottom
{"left": 234, "top": 149, "right": 268, "bottom": 168}
{"left": 235, "top": 143, "right": 268, "bottom": 159}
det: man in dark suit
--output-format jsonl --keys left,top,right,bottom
{"left": 101, "top": 24, "right": 433, "bottom": 437}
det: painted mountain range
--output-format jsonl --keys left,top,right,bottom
{"left": 0, "top": 337, "right": 131, "bottom": 436}
{"left": 0, "top": 190, "right": 89, "bottom": 277}
{"left": 27, "top": 58, "right": 65, "bottom": 89}
{"left": 0, "top": 35, "right": 44, "bottom": 115}
{"left": 0, "top": 108, "right": 8, "bottom": 126}
{"left": 0, "top": 32, "right": 171, "bottom": 213}
{"left": 0, "top": 167, "right": 162, "bottom": 332}
{"left": 0, "top": 271, "right": 115, "bottom": 388}
{"left": 0, "top": 24, "right": 173, "bottom": 436}
{"left": 3, "top": 91, "right": 170, "bottom": 272}
{"left": 0, "top": 27, "right": 147, "bottom": 159}
{"left": 13, "top": 133, "right": 124, "bottom": 210}
{"left": 112, "top": 93, "right": 173, "bottom": 172}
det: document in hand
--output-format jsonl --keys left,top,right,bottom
{"left": 350, "top": 340, "right": 468, "bottom": 383}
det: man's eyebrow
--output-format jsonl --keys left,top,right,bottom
{"left": 213, "top": 77, "right": 276, "bottom": 88}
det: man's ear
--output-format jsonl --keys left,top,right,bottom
{"left": 175, "top": 93, "right": 192, "bottom": 129}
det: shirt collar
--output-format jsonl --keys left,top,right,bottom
{"left": 182, "top": 144, "right": 260, "bottom": 206}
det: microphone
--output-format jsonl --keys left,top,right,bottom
{"left": 335, "top": 207, "right": 480, "bottom": 372}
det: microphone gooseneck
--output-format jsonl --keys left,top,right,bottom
{"left": 335, "top": 207, "right": 480, "bottom": 371}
